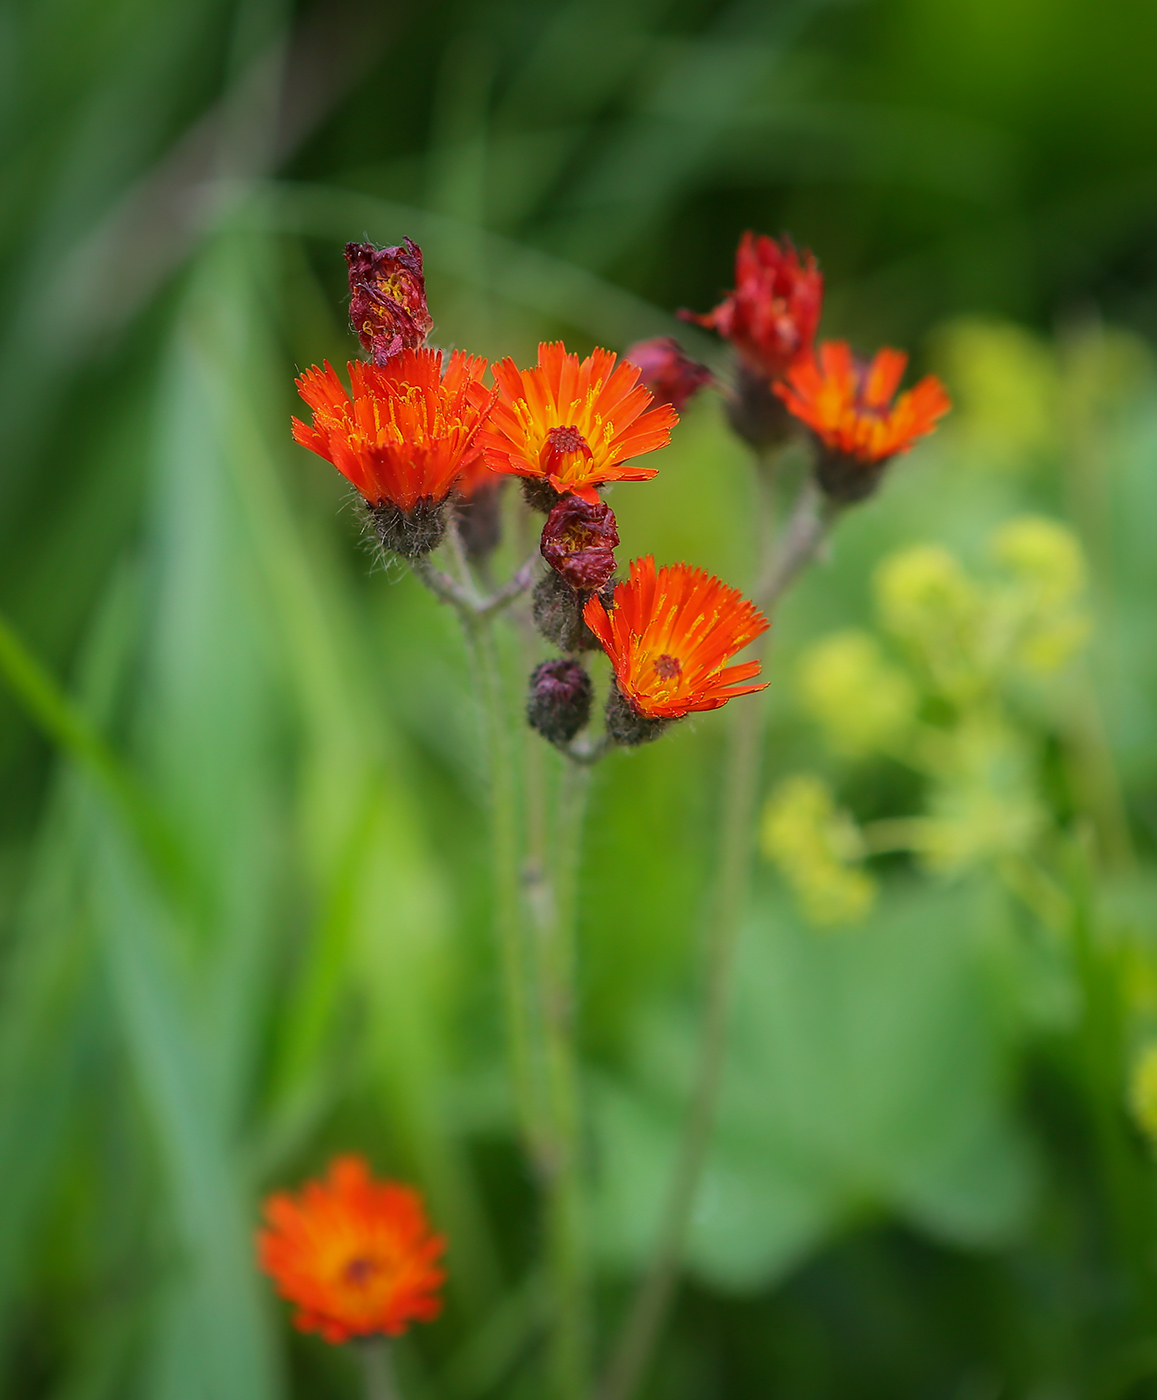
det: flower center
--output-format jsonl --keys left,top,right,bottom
{"left": 653, "top": 654, "right": 682, "bottom": 680}
{"left": 343, "top": 1255, "right": 383, "bottom": 1289}
{"left": 542, "top": 424, "right": 594, "bottom": 480}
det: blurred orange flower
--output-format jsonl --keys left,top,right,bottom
{"left": 774, "top": 341, "right": 951, "bottom": 469}
{"left": 583, "top": 556, "right": 769, "bottom": 721}
{"left": 480, "top": 342, "right": 677, "bottom": 504}
{"left": 292, "top": 349, "right": 495, "bottom": 511}
{"left": 681, "top": 232, "right": 822, "bottom": 381}
{"left": 257, "top": 1156, "right": 446, "bottom": 1345}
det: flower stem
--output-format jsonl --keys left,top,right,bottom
{"left": 412, "top": 547, "right": 541, "bottom": 1159}
{"left": 527, "top": 756, "right": 593, "bottom": 1400}
{"left": 599, "top": 472, "right": 831, "bottom": 1400}
{"left": 357, "top": 1337, "right": 400, "bottom": 1400}
{"left": 466, "top": 615, "right": 539, "bottom": 1157}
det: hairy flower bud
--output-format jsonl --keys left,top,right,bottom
{"left": 346, "top": 239, "right": 434, "bottom": 364}
{"left": 540, "top": 496, "right": 619, "bottom": 592}
{"left": 532, "top": 571, "right": 607, "bottom": 652}
{"left": 625, "top": 337, "right": 712, "bottom": 412}
{"left": 527, "top": 659, "right": 593, "bottom": 746}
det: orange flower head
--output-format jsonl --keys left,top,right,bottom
{"left": 584, "top": 556, "right": 769, "bottom": 736}
{"left": 774, "top": 340, "right": 951, "bottom": 502}
{"left": 292, "top": 348, "right": 496, "bottom": 556}
{"left": 346, "top": 239, "right": 433, "bottom": 364}
{"left": 257, "top": 1156, "right": 446, "bottom": 1345}
{"left": 681, "top": 232, "right": 823, "bottom": 382}
{"left": 479, "top": 342, "right": 678, "bottom": 506}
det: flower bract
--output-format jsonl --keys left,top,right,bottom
{"left": 257, "top": 1156, "right": 446, "bottom": 1345}
{"left": 346, "top": 239, "right": 433, "bottom": 363}
{"left": 774, "top": 341, "right": 951, "bottom": 482}
{"left": 292, "top": 349, "right": 496, "bottom": 511}
{"left": 681, "top": 232, "right": 823, "bottom": 381}
{"left": 583, "top": 555, "right": 769, "bottom": 720}
{"left": 480, "top": 342, "right": 678, "bottom": 504}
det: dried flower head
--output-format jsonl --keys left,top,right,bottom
{"left": 480, "top": 342, "right": 678, "bottom": 506}
{"left": 775, "top": 341, "right": 951, "bottom": 502}
{"left": 624, "top": 337, "right": 713, "bottom": 412}
{"left": 681, "top": 232, "right": 823, "bottom": 382}
{"left": 257, "top": 1156, "right": 446, "bottom": 1345}
{"left": 346, "top": 239, "right": 433, "bottom": 363}
{"left": 583, "top": 556, "right": 768, "bottom": 734}
{"left": 540, "top": 495, "right": 620, "bottom": 593}
{"left": 292, "top": 349, "right": 496, "bottom": 557}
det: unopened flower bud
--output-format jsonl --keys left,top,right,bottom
{"left": 727, "top": 364, "right": 796, "bottom": 454}
{"left": 346, "top": 239, "right": 434, "bottom": 364}
{"left": 540, "top": 496, "right": 619, "bottom": 592}
{"left": 604, "top": 680, "right": 670, "bottom": 747}
{"left": 532, "top": 571, "right": 607, "bottom": 652}
{"left": 527, "top": 659, "right": 593, "bottom": 746}
{"left": 625, "top": 337, "right": 712, "bottom": 412}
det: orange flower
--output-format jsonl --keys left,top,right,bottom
{"left": 480, "top": 342, "right": 678, "bottom": 505}
{"left": 583, "top": 556, "right": 769, "bottom": 723}
{"left": 257, "top": 1156, "right": 446, "bottom": 1345}
{"left": 774, "top": 340, "right": 951, "bottom": 479}
{"left": 681, "top": 232, "right": 822, "bottom": 381}
{"left": 292, "top": 348, "right": 495, "bottom": 512}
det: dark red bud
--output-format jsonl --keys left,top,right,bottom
{"left": 527, "top": 659, "right": 593, "bottom": 746}
{"left": 540, "top": 496, "right": 619, "bottom": 593}
{"left": 625, "top": 337, "right": 712, "bottom": 412}
{"left": 346, "top": 239, "right": 433, "bottom": 363}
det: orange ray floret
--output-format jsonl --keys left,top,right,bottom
{"left": 479, "top": 342, "right": 678, "bottom": 504}
{"left": 292, "top": 348, "right": 496, "bottom": 510}
{"left": 257, "top": 1156, "right": 446, "bottom": 1345}
{"left": 583, "top": 556, "right": 769, "bottom": 721}
{"left": 774, "top": 341, "right": 951, "bottom": 466}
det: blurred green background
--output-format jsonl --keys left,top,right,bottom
{"left": 4, "top": 0, "right": 1157, "bottom": 1396}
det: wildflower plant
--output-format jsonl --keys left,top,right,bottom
{"left": 266, "top": 229, "right": 949, "bottom": 1400}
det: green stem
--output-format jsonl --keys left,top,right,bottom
{"left": 599, "top": 473, "right": 831, "bottom": 1400}
{"left": 528, "top": 756, "right": 593, "bottom": 1400}
{"left": 465, "top": 615, "right": 538, "bottom": 1158}
{"left": 357, "top": 1337, "right": 400, "bottom": 1400}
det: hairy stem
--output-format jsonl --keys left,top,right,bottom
{"left": 467, "top": 615, "right": 539, "bottom": 1156}
{"left": 527, "top": 757, "right": 593, "bottom": 1400}
{"left": 599, "top": 473, "right": 832, "bottom": 1400}
{"left": 357, "top": 1338, "right": 400, "bottom": 1400}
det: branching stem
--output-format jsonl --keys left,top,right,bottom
{"left": 599, "top": 470, "right": 835, "bottom": 1400}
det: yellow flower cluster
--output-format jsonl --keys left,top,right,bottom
{"left": 759, "top": 774, "right": 875, "bottom": 928}
{"left": 1128, "top": 1042, "right": 1157, "bottom": 1150}
{"left": 796, "top": 631, "right": 916, "bottom": 758}
{"left": 772, "top": 515, "right": 1091, "bottom": 914}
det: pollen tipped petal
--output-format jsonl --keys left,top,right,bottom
{"left": 482, "top": 341, "right": 675, "bottom": 496}
{"left": 777, "top": 339, "right": 952, "bottom": 499}
{"left": 292, "top": 350, "right": 492, "bottom": 513}
{"left": 585, "top": 556, "right": 768, "bottom": 722}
